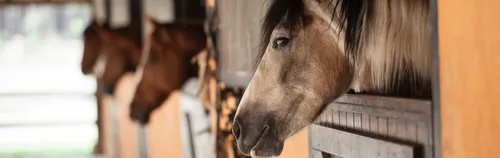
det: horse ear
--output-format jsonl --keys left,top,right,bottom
{"left": 144, "top": 14, "right": 161, "bottom": 27}
{"left": 96, "top": 27, "right": 112, "bottom": 42}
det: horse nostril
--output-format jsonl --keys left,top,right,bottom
{"left": 232, "top": 120, "right": 241, "bottom": 140}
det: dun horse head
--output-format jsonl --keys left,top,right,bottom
{"left": 232, "top": 0, "right": 431, "bottom": 157}
{"left": 129, "top": 19, "right": 206, "bottom": 124}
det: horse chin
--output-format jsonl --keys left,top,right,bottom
{"left": 237, "top": 126, "right": 284, "bottom": 157}
{"left": 249, "top": 134, "right": 284, "bottom": 157}
{"left": 129, "top": 106, "right": 153, "bottom": 125}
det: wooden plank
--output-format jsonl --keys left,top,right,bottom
{"left": 346, "top": 111, "right": 354, "bottom": 128}
{"left": 369, "top": 115, "right": 378, "bottom": 134}
{"left": 310, "top": 125, "right": 416, "bottom": 158}
{"left": 327, "top": 110, "right": 334, "bottom": 127}
{"left": 339, "top": 111, "right": 346, "bottom": 128}
{"left": 148, "top": 92, "right": 183, "bottom": 158}
{"left": 277, "top": 128, "right": 309, "bottom": 158}
{"left": 361, "top": 113, "right": 370, "bottom": 132}
{"left": 311, "top": 149, "right": 323, "bottom": 158}
{"left": 217, "top": 0, "right": 267, "bottom": 87}
{"left": 354, "top": 113, "right": 362, "bottom": 130}
{"left": 327, "top": 102, "right": 430, "bottom": 122}
{"left": 102, "top": 95, "right": 116, "bottom": 158}
{"left": 388, "top": 119, "right": 398, "bottom": 138}
{"left": 417, "top": 122, "right": 432, "bottom": 158}
{"left": 336, "top": 94, "right": 431, "bottom": 114}
{"left": 379, "top": 117, "right": 388, "bottom": 136}
{"left": 396, "top": 119, "right": 407, "bottom": 141}
{"left": 333, "top": 110, "right": 340, "bottom": 125}
{"left": 439, "top": 0, "right": 500, "bottom": 157}
{"left": 406, "top": 122, "right": 417, "bottom": 142}
{"left": 114, "top": 74, "right": 139, "bottom": 158}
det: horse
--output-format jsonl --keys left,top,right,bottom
{"left": 128, "top": 19, "right": 206, "bottom": 124}
{"left": 80, "top": 20, "right": 141, "bottom": 154}
{"left": 82, "top": 20, "right": 143, "bottom": 94}
{"left": 81, "top": 20, "right": 107, "bottom": 76}
{"left": 95, "top": 28, "right": 143, "bottom": 95}
{"left": 232, "top": 0, "right": 431, "bottom": 157}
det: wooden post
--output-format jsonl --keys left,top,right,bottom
{"left": 438, "top": 0, "right": 500, "bottom": 157}
{"left": 103, "top": 0, "right": 111, "bottom": 28}
{"left": 127, "top": 0, "right": 148, "bottom": 158}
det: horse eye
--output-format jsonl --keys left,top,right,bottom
{"left": 273, "top": 37, "right": 290, "bottom": 49}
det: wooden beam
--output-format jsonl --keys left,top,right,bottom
{"left": 310, "top": 125, "right": 417, "bottom": 158}
{"left": 103, "top": 0, "right": 110, "bottom": 27}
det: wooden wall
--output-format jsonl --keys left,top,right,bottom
{"left": 101, "top": 73, "right": 184, "bottom": 158}
{"left": 438, "top": 0, "right": 500, "bottom": 157}
{"left": 279, "top": 128, "right": 309, "bottom": 158}
{"left": 217, "top": 0, "right": 266, "bottom": 86}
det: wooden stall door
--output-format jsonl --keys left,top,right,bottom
{"left": 148, "top": 91, "right": 183, "bottom": 158}
{"left": 278, "top": 128, "right": 309, "bottom": 158}
{"left": 101, "top": 95, "right": 116, "bottom": 158}
{"left": 438, "top": 0, "right": 500, "bottom": 157}
{"left": 115, "top": 73, "right": 139, "bottom": 158}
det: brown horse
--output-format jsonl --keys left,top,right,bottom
{"left": 81, "top": 20, "right": 141, "bottom": 154}
{"left": 81, "top": 20, "right": 112, "bottom": 154}
{"left": 232, "top": 0, "right": 431, "bottom": 157}
{"left": 96, "top": 29, "right": 143, "bottom": 94}
{"left": 81, "top": 20, "right": 107, "bottom": 75}
{"left": 81, "top": 20, "right": 142, "bottom": 94}
{"left": 81, "top": 21, "right": 138, "bottom": 77}
{"left": 129, "top": 19, "right": 206, "bottom": 124}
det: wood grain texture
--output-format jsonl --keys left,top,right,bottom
{"left": 101, "top": 95, "right": 116, "bottom": 158}
{"left": 114, "top": 74, "right": 139, "bottom": 158}
{"left": 217, "top": 0, "right": 267, "bottom": 86}
{"left": 310, "top": 125, "right": 416, "bottom": 158}
{"left": 148, "top": 91, "right": 183, "bottom": 158}
{"left": 438, "top": 0, "right": 500, "bottom": 157}
{"left": 312, "top": 95, "right": 432, "bottom": 157}
{"left": 278, "top": 128, "right": 310, "bottom": 158}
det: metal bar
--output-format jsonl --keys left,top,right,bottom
{"left": 137, "top": 125, "right": 149, "bottom": 158}
{"left": 110, "top": 99, "right": 120, "bottom": 158}
{"left": 185, "top": 112, "right": 197, "bottom": 158}
{"left": 430, "top": 0, "right": 441, "bottom": 157}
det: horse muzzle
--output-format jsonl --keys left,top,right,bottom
{"left": 232, "top": 114, "right": 284, "bottom": 157}
{"left": 129, "top": 106, "right": 153, "bottom": 125}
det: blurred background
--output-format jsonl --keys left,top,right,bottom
{"left": 0, "top": 4, "right": 97, "bottom": 157}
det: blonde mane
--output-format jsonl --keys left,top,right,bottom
{"left": 307, "top": 0, "right": 431, "bottom": 97}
